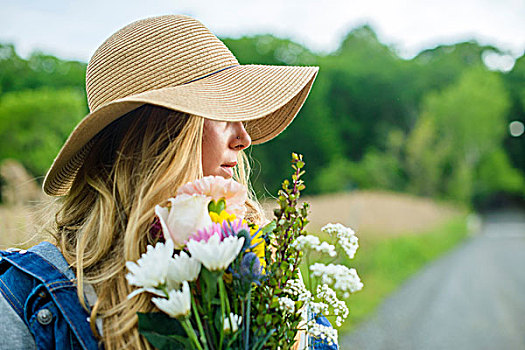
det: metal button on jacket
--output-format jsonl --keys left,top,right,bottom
{"left": 37, "top": 309, "right": 53, "bottom": 325}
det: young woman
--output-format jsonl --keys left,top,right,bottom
{"left": 0, "top": 15, "right": 318, "bottom": 349}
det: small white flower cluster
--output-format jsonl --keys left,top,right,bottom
{"left": 282, "top": 278, "right": 312, "bottom": 302}
{"left": 307, "top": 319, "right": 339, "bottom": 346}
{"left": 321, "top": 223, "right": 359, "bottom": 259}
{"left": 278, "top": 296, "right": 296, "bottom": 314}
{"left": 310, "top": 263, "right": 363, "bottom": 298}
{"left": 309, "top": 301, "right": 329, "bottom": 316}
{"left": 316, "top": 284, "right": 349, "bottom": 327}
{"left": 293, "top": 235, "right": 337, "bottom": 257}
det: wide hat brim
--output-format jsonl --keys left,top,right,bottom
{"left": 43, "top": 64, "right": 318, "bottom": 196}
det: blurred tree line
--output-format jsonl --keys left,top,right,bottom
{"left": 0, "top": 25, "right": 524, "bottom": 206}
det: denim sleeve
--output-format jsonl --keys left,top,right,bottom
{"left": 310, "top": 314, "right": 339, "bottom": 350}
{"left": 0, "top": 293, "right": 37, "bottom": 349}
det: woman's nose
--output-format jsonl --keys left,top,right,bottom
{"left": 231, "top": 122, "right": 251, "bottom": 150}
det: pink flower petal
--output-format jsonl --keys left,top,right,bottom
{"left": 177, "top": 176, "right": 247, "bottom": 219}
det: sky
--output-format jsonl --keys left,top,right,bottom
{"left": 1, "top": 0, "right": 524, "bottom": 68}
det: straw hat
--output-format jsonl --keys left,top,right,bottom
{"left": 43, "top": 15, "right": 318, "bottom": 196}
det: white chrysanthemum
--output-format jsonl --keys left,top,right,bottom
{"left": 321, "top": 223, "right": 359, "bottom": 259}
{"left": 223, "top": 313, "right": 242, "bottom": 333}
{"left": 278, "top": 296, "right": 296, "bottom": 314}
{"left": 126, "top": 240, "right": 174, "bottom": 298}
{"left": 310, "top": 263, "right": 363, "bottom": 295}
{"left": 152, "top": 281, "right": 191, "bottom": 318}
{"left": 166, "top": 251, "right": 201, "bottom": 290}
{"left": 187, "top": 233, "right": 245, "bottom": 271}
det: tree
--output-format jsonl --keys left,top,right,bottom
{"left": 0, "top": 43, "right": 86, "bottom": 95}
{"left": 411, "top": 67, "right": 512, "bottom": 203}
{"left": 0, "top": 88, "right": 86, "bottom": 177}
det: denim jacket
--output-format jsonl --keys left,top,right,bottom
{"left": 0, "top": 242, "right": 100, "bottom": 349}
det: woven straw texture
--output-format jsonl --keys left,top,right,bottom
{"left": 43, "top": 15, "right": 318, "bottom": 196}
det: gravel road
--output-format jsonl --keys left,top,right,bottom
{"left": 340, "top": 208, "right": 525, "bottom": 350}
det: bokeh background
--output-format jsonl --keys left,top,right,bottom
{"left": 1, "top": 1, "right": 524, "bottom": 348}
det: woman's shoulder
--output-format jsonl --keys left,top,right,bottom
{"left": 0, "top": 241, "right": 75, "bottom": 282}
{"left": 0, "top": 242, "right": 101, "bottom": 349}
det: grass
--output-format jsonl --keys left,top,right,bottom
{"left": 301, "top": 213, "right": 470, "bottom": 336}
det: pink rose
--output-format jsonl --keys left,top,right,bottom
{"left": 176, "top": 176, "right": 247, "bottom": 219}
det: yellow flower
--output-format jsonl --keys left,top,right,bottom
{"left": 248, "top": 224, "right": 266, "bottom": 270}
{"left": 209, "top": 210, "right": 266, "bottom": 272}
{"left": 209, "top": 210, "right": 237, "bottom": 224}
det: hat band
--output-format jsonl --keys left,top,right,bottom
{"left": 183, "top": 64, "right": 239, "bottom": 85}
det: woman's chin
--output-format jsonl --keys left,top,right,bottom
{"left": 219, "top": 166, "right": 234, "bottom": 178}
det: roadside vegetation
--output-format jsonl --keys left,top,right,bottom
{"left": 340, "top": 214, "right": 469, "bottom": 332}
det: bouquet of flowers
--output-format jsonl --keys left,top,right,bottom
{"left": 126, "top": 154, "right": 363, "bottom": 349}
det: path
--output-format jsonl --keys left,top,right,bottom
{"left": 340, "top": 208, "right": 525, "bottom": 350}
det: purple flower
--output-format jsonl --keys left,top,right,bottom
{"left": 240, "top": 252, "right": 262, "bottom": 281}
{"left": 221, "top": 218, "right": 249, "bottom": 238}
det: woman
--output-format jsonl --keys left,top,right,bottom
{"left": 0, "top": 15, "right": 318, "bottom": 349}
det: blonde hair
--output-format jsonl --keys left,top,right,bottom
{"left": 50, "top": 104, "right": 264, "bottom": 349}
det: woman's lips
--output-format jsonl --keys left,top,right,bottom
{"left": 220, "top": 162, "right": 237, "bottom": 178}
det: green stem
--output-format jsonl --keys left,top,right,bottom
{"left": 181, "top": 317, "right": 203, "bottom": 350}
{"left": 191, "top": 293, "right": 208, "bottom": 349}
{"left": 306, "top": 252, "right": 312, "bottom": 292}
{"left": 218, "top": 276, "right": 227, "bottom": 350}
{"left": 244, "top": 288, "right": 252, "bottom": 350}
{"left": 219, "top": 277, "right": 232, "bottom": 316}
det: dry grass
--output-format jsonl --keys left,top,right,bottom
{"left": 1, "top": 189, "right": 462, "bottom": 249}
{"left": 262, "top": 190, "right": 463, "bottom": 238}
{"left": 0, "top": 198, "right": 55, "bottom": 250}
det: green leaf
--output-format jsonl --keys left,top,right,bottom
{"left": 140, "top": 333, "right": 192, "bottom": 350}
{"left": 137, "top": 313, "right": 191, "bottom": 350}
{"left": 261, "top": 221, "right": 277, "bottom": 236}
{"left": 137, "top": 312, "right": 186, "bottom": 336}
{"left": 208, "top": 198, "right": 226, "bottom": 214}
{"left": 201, "top": 268, "right": 220, "bottom": 302}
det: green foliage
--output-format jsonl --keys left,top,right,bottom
{"left": 138, "top": 312, "right": 191, "bottom": 349}
{"left": 405, "top": 116, "right": 450, "bottom": 196}
{"left": 1, "top": 30, "right": 523, "bottom": 204}
{"left": 476, "top": 148, "right": 525, "bottom": 199}
{"left": 252, "top": 153, "right": 309, "bottom": 349}
{"left": 412, "top": 42, "right": 496, "bottom": 93}
{"left": 222, "top": 35, "right": 317, "bottom": 66}
{"left": 0, "top": 87, "right": 86, "bottom": 176}
{"left": 422, "top": 67, "right": 509, "bottom": 161}
{"left": 0, "top": 43, "right": 86, "bottom": 94}
{"left": 416, "top": 67, "right": 510, "bottom": 203}
{"left": 502, "top": 55, "right": 525, "bottom": 176}
{"left": 343, "top": 67, "right": 515, "bottom": 204}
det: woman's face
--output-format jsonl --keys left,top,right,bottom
{"left": 202, "top": 120, "right": 251, "bottom": 178}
